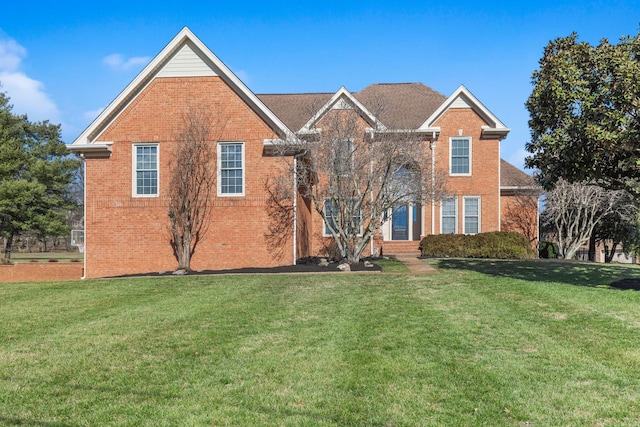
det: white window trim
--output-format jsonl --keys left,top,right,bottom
{"left": 332, "top": 138, "right": 354, "bottom": 177}
{"left": 449, "top": 137, "right": 472, "bottom": 176}
{"left": 217, "top": 141, "right": 245, "bottom": 197}
{"left": 322, "top": 198, "right": 363, "bottom": 237}
{"left": 463, "top": 196, "right": 481, "bottom": 235}
{"left": 132, "top": 143, "right": 159, "bottom": 197}
{"left": 440, "top": 196, "right": 458, "bottom": 234}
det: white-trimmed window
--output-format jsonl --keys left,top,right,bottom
{"left": 463, "top": 196, "right": 481, "bottom": 234}
{"left": 218, "top": 142, "right": 244, "bottom": 196}
{"left": 441, "top": 197, "right": 458, "bottom": 234}
{"left": 332, "top": 138, "right": 354, "bottom": 176}
{"left": 133, "top": 144, "right": 159, "bottom": 197}
{"left": 450, "top": 137, "right": 471, "bottom": 175}
{"left": 323, "top": 198, "right": 362, "bottom": 236}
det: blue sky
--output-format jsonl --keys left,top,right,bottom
{"left": 1, "top": 0, "right": 639, "bottom": 170}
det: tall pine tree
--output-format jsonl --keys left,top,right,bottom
{"left": 0, "top": 89, "right": 80, "bottom": 261}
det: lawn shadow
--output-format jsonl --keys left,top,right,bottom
{"left": 430, "top": 258, "right": 640, "bottom": 290}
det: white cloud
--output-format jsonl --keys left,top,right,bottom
{"left": 0, "top": 35, "right": 60, "bottom": 123}
{"left": 83, "top": 107, "right": 104, "bottom": 121}
{"left": 234, "top": 69, "right": 251, "bottom": 85}
{"left": 0, "top": 36, "right": 26, "bottom": 71}
{"left": 103, "top": 53, "right": 150, "bottom": 70}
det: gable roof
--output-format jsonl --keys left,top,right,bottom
{"left": 299, "top": 86, "right": 385, "bottom": 133}
{"left": 259, "top": 83, "right": 447, "bottom": 132}
{"left": 354, "top": 83, "right": 447, "bottom": 129}
{"left": 420, "top": 85, "right": 510, "bottom": 139}
{"left": 257, "top": 92, "right": 334, "bottom": 132}
{"left": 69, "top": 27, "right": 294, "bottom": 153}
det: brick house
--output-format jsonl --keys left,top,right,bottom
{"left": 68, "top": 27, "right": 538, "bottom": 278}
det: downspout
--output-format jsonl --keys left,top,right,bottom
{"left": 81, "top": 154, "right": 87, "bottom": 280}
{"left": 293, "top": 151, "right": 306, "bottom": 265}
{"left": 370, "top": 133, "right": 375, "bottom": 256}
{"left": 498, "top": 143, "right": 502, "bottom": 232}
{"left": 430, "top": 138, "right": 436, "bottom": 235}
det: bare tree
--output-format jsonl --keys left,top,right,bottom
{"left": 542, "top": 179, "right": 627, "bottom": 259}
{"left": 167, "top": 105, "right": 224, "bottom": 271}
{"left": 592, "top": 193, "right": 640, "bottom": 263}
{"left": 269, "top": 100, "right": 447, "bottom": 263}
{"left": 501, "top": 176, "right": 541, "bottom": 246}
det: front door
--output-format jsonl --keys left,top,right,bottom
{"left": 392, "top": 205, "right": 409, "bottom": 240}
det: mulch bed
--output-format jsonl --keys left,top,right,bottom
{"left": 110, "top": 257, "right": 382, "bottom": 278}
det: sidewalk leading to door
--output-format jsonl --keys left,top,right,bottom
{"left": 393, "top": 254, "right": 439, "bottom": 274}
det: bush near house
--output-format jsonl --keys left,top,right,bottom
{"left": 419, "top": 231, "right": 536, "bottom": 259}
{"left": 538, "top": 241, "right": 560, "bottom": 259}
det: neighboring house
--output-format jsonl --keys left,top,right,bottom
{"left": 68, "top": 27, "right": 538, "bottom": 278}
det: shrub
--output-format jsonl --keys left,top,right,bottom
{"left": 48, "top": 259, "right": 59, "bottom": 263}
{"left": 538, "top": 241, "right": 559, "bottom": 259}
{"left": 419, "top": 231, "right": 536, "bottom": 259}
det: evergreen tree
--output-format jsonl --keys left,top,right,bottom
{"left": 0, "top": 89, "right": 80, "bottom": 261}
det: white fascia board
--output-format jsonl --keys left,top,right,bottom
{"left": 71, "top": 27, "right": 295, "bottom": 146}
{"left": 481, "top": 126, "right": 511, "bottom": 140}
{"left": 66, "top": 142, "right": 113, "bottom": 152}
{"left": 263, "top": 138, "right": 305, "bottom": 155}
{"left": 300, "top": 86, "right": 387, "bottom": 133}
{"left": 66, "top": 142, "right": 113, "bottom": 158}
{"left": 500, "top": 185, "right": 543, "bottom": 195}
{"left": 418, "top": 85, "right": 509, "bottom": 134}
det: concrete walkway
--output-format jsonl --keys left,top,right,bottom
{"left": 393, "top": 254, "right": 439, "bottom": 274}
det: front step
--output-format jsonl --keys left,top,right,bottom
{"left": 381, "top": 240, "right": 422, "bottom": 256}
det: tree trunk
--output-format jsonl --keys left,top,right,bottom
{"left": 3, "top": 233, "right": 14, "bottom": 263}
{"left": 604, "top": 242, "right": 619, "bottom": 263}
{"left": 588, "top": 233, "right": 596, "bottom": 262}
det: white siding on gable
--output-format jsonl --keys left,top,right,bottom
{"left": 331, "top": 97, "right": 354, "bottom": 110}
{"left": 451, "top": 96, "right": 472, "bottom": 109}
{"left": 157, "top": 42, "right": 218, "bottom": 78}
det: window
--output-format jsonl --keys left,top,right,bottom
{"left": 441, "top": 197, "right": 457, "bottom": 234}
{"left": 450, "top": 137, "right": 471, "bottom": 175}
{"left": 463, "top": 197, "right": 480, "bottom": 234}
{"left": 133, "top": 144, "right": 158, "bottom": 196}
{"left": 218, "top": 142, "right": 244, "bottom": 196}
{"left": 323, "top": 198, "right": 362, "bottom": 236}
{"left": 332, "top": 138, "right": 354, "bottom": 176}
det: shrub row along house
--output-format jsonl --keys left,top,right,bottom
{"left": 68, "top": 27, "right": 538, "bottom": 278}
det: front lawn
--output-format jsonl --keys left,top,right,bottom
{"left": 2, "top": 260, "right": 640, "bottom": 425}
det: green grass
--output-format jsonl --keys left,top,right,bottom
{"left": 369, "top": 256, "right": 410, "bottom": 272}
{"left": 2, "top": 260, "right": 640, "bottom": 426}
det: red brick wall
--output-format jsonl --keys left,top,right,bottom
{"left": 425, "top": 108, "right": 501, "bottom": 235}
{"left": 501, "top": 193, "right": 539, "bottom": 247}
{"left": 0, "top": 263, "right": 84, "bottom": 283}
{"left": 84, "top": 76, "right": 294, "bottom": 278}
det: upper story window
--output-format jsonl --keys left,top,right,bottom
{"left": 218, "top": 142, "right": 244, "bottom": 196}
{"left": 441, "top": 197, "right": 458, "bottom": 234}
{"left": 133, "top": 144, "right": 159, "bottom": 197}
{"left": 450, "top": 137, "right": 471, "bottom": 175}
{"left": 332, "top": 138, "right": 354, "bottom": 176}
{"left": 463, "top": 196, "right": 480, "bottom": 234}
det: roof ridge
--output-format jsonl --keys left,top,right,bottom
{"left": 257, "top": 92, "right": 335, "bottom": 96}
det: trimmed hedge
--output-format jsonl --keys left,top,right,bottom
{"left": 419, "top": 231, "right": 537, "bottom": 259}
{"left": 538, "top": 241, "right": 559, "bottom": 259}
